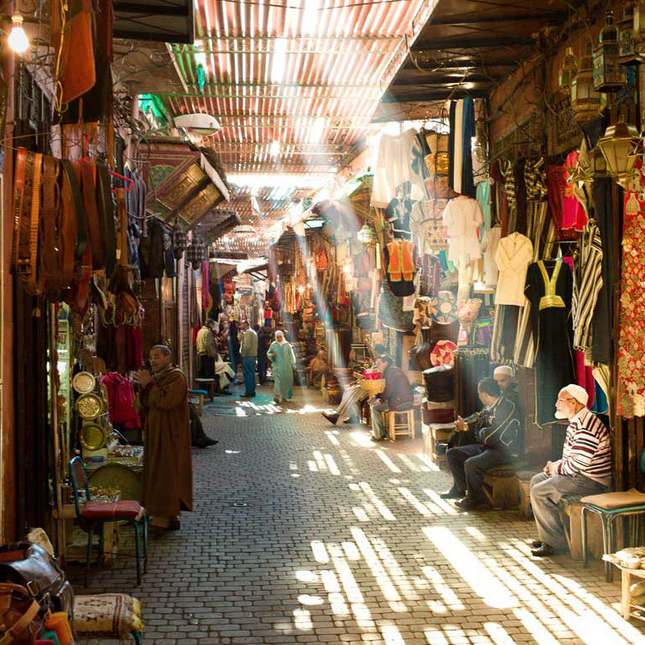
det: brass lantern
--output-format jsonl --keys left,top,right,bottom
{"left": 571, "top": 45, "right": 605, "bottom": 123}
{"left": 634, "top": 0, "right": 645, "bottom": 54}
{"left": 357, "top": 223, "right": 377, "bottom": 246}
{"left": 618, "top": 1, "right": 640, "bottom": 64}
{"left": 597, "top": 121, "right": 639, "bottom": 187}
{"left": 594, "top": 11, "right": 627, "bottom": 91}
{"left": 558, "top": 47, "right": 578, "bottom": 95}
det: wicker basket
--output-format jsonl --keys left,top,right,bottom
{"left": 359, "top": 378, "right": 385, "bottom": 396}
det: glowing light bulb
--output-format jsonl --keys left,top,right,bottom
{"left": 298, "top": 285, "right": 305, "bottom": 294}
{"left": 8, "top": 15, "right": 28, "bottom": 53}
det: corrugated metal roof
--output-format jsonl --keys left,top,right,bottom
{"left": 161, "top": 0, "right": 436, "bottom": 255}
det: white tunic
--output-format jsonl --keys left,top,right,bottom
{"left": 481, "top": 226, "right": 502, "bottom": 287}
{"left": 441, "top": 196, "right": 483, "bottom": 265}
{"left": 494, "top": 232, "right": 534, "bottom": 306}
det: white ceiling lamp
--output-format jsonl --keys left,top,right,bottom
{"left": 271, "top": 38, "right": 288, "bottom": 83}
{"left": 8, "top": 14, "right": 28, "bottom": 53}
{"left": 174, "top": 113, "right": 221, "bottom": 135}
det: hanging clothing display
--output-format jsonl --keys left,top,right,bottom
{"left": 385, "top": 185, "right": 414, "bottom": 239}
{"left": 572, "top": 219, "right": 603, "bottom": 352}
{"left": 441, "top": 196, "right": 483, "bottom": 265}
{"left": 546, "top": 163, "right": 581, "bottom": 242}
{"left": 476, "top": 179, "right": 492, "bottom": 232}
{"left": 384, "top": 240, "right": 416, "bottom": 297}
{"left": 371, "top": 129, "right": 428, "bottom": 207}
{"left": 591, "top": 178, "right": 616, "bottom": 365}
{"left": 481, "top": 226, "right": 501, "bottom": 287}
{"left": 617, "top": 181, "right": 645, "bottom": 418}
{"left": 494, "top": 232, "right": 533, "bottom": 306}
{"left": 562, "top": 151, "right": 587, "bottom": 232}
{"left": 524, "top": 259, "right": 575, "bottom": 426}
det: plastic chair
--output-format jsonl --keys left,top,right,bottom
{"left": 581, "top": 449, "right": 645, "bottom": 582}
{"left": 69, "top": 456, "right": 148, "bottom": 586}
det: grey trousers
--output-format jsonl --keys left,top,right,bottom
{"left": 370, "top": 402, "right": 389, "bottom": 439}
{"left": 337, "top": 384, "right": 368, "bottom": 419}
{"left": 530, "top": 472, "right": 609, "bottom": 549}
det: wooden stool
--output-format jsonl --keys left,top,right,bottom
{"left": 189, "top": 390, "right": 207, "bottom": 414}
{"left": 194, "top": 378, "right": 217, "bottom": 401}
{"left": 482, "top": 463, "right": 525, "bottom": 509}
{"left": 387, "top": 407, "right": 415, "bottom": 442}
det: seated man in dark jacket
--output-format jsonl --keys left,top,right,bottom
{"left": 370, "top": 354, "right": 414, "bottom": 441}
{"left": 442, "top": 377, "right": 520, "bottom": 510}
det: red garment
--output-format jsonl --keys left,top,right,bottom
{"left": 102, "top": 372, "right": 141, "bottom": 429}
{"left": 563, "top": 152, "right": 587, "bottom": 232}
{"left": 574, "top": 350, "right": 595, "bottom": 409}
{"left": 546, "top": 163, "right": 581, "bottom": 241}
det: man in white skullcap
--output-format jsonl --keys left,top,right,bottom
{"left": 529, "top": 384, "right": 612, "bottom": 557}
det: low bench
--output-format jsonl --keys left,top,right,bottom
{"left": 75, "top": 593, "right": 144, "bottom": 643}
{"left": 189, "top": 389, "right": 207, "bottom": 415}
{"left": 482, "top": 462, "right": 528, "bottom": 509}
{"left": 194, "top": 378, "right": 217, "bottom": 401}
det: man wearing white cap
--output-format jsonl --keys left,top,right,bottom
{"left": 529, "top": 384, "right": 612, "bottom": 557}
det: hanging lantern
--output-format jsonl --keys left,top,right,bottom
{"left": 571, "top": 45, "right": 606, "bottom": 123}
{"left": 172, "top": 228, "right": 188, "bottom": 259}
{"left": 187, "top": 237, "right": 207, "bottom": 269}
{"left": 619, "top": 1, "right": 640, "bottom": 64}
{"left": 594, "top": 11, "right": 627, "bottom": 91}
{"left": 357, "top": 223, "right": 377, "bottom": 246}
{"left": 634, "top": 0, "right": 645, "bottom": 54}
{"left": 596, "top": 121, "right": 639, "bottom": 188}
{"left": 558, "top": 47, "right": 578, "bottom": 95}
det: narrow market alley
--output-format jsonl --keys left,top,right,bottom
{"left": 75, "top": 385, "right": 645, "bottom": 645}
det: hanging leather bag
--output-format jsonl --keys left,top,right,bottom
{"left": 52, "top": 0, "right": 97, "bottom": 106}
{"left": 0, "top": 543, "right": 74, "bottom": 628}
{"left": 0, "top": 583, "right": 42, "bottom": 644}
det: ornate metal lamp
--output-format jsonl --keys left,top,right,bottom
{"left": 558, "top": 47, "right": 578, "bottom": 95}
{"left": 594, "top": 11, "right": 628, "bottom": 91}
{"left": 571, "top": 45, "right": 606, "bottom": 123}
{"left": 172, "top": 227, "right": 188, "bottom": 259}
{"left": 597, "top": 121, "right": 639, "bottom": 187}
{"left": 357, "top": 223, "right": 377, "bottom": 246}
{"left": 618, "top": 1, "right": 640, "bottom": 64}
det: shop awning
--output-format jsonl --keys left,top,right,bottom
{"left": 114, "top": 0, "right": 194, "bottom": 44}
{"left": 151, "top": 148, "right": 230, "bottom": 229}
{"left": 380, "top": 0, "right": 571, "bottom": 118}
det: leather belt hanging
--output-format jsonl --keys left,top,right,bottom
{"left": 11, "top": 149, "right": 43, "bottom": 295}
{"left": 80, "top": 162, "right": 104, "bottom": 269}
{"left": 96, "top": 162, "right": 116, "bottom": 275}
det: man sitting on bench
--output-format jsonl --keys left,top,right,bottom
{"left": 442, "top": 378, "right": 520, "bottom": 510}
{"left": 529, "top": 384, "right": 612, "bottom": 557}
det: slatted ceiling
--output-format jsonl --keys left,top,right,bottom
{"left": 161, "top": 0, "right": 434, "bottom": 257}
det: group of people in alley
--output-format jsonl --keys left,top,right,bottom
{"left": 136, "top": 329, "right": 612, "bottom": 557}
{"left": 323, "top": 343, "right": 612, "bottom": 558}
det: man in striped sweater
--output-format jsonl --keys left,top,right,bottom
{"left": 530, "top": 384, "right": 612, "bottom": 557}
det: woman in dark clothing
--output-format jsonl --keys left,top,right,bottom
{"left": 228, "top": 321, "right": 241, "bottom": 377}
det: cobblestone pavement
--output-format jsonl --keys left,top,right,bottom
{"left": 74, "top": 385, "right": 645, "bottom": 644}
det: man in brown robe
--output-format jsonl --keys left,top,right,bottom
{"left": 134, "top": 345, "right": 193, "bottom": 534}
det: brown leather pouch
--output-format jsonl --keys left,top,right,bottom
{"left": 0, "top": 583, "right": 41, "bottom": 644}
{"left": 55, "top": 0, "right": 96, "bottom": 105}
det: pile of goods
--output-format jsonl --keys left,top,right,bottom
{"left": 604, "top": 547, "right": 645, "bottom": 569}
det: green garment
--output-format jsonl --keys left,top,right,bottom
{"left": 267, "top": 340, "right": 296, "bottom": 400}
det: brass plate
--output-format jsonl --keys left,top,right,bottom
{"left": 77, "top": 393, "right": 103, "bottom": 419}
{"left": 72, "top": 371, "right": 95, "bottom": 394}
{"left": 79, "top": 423, "right": 107, "bottom": 451}
{"left": 88, "top": 464, "right": 142, "bottom": 502}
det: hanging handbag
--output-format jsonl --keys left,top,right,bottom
{"left": 0, "top": 583, "right": 42, "bottom": 644}
{"left": 0, "top": 543, "right": 74, "bottom": 628}
{"left": 378, "top": 283, "right": 414, "bottom": 332}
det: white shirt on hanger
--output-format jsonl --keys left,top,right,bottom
{"left": 494, "top": 232, "right": 534, "bottom": 306}
{"left": 441, "top": 195, "right": 483, "bottom": 265}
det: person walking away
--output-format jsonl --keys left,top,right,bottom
{"left": 267, "top": 330, "right": 296, "bottom": 403}
{"left": 529, "top": 384, "right": 612, "bottom": 556}
{"left": 257, "top": 321, "right": 273, "bottom": 385}
{"left": 133, "top": 345, "right": 193, "bottom": 534}
{"left": 369, "top": 354, "right": 414, "bottom": 441}
{"left": 196, "top": 319, "right": 218, "bottom": 379}
{"left": 240, "top": 321, "right": 258, "bottom": 397}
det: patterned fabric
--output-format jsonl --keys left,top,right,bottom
{"left": 618, "top": 179, "right": 645, "bottom": 417}
{"left": 572, "top": 219, "right": 604, "bottom": 351}
{"left": 556, "top": 408, "right": 612, "bottom": 485}
{"left": 431, "top": 340, "right": 457, "bottom": 366}
{"left": 74, "top": 593, "right": 144, "bottom": 637}
{"left": 432, "top": 290, "right": 457, "bottom": 324}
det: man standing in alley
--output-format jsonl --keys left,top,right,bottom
{"left": 134, "top": 345, "right": 193, "bottom": 535}
{"left": 196, "top": 318, "right": 218, "bottom": 379}
{"left": 529, "top": 384, "right": 612, "bottom": 557}
{"left": 240, "top": 320, "right": 258, "bottom": 398}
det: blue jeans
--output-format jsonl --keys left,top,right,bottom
{"left": 242, "top": 355, "right": 257, "bottom": 395}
